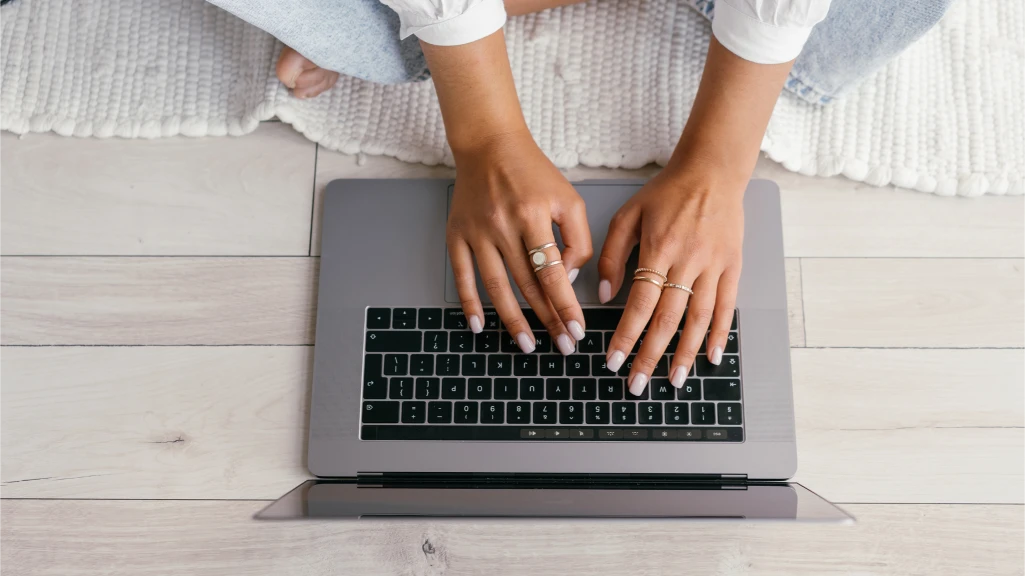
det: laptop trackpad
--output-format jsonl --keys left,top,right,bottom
{"left": 444, "top": 182, "right": 642, "bottom": 305}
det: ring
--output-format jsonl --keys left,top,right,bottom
{"left": 534, "top": 259, "right": 564, "bottom": 273}
{"left": 632, "top": 274, "right": 665, "bottom": 289}
{"left": 664, "top": 282, "right": 694, "bottom": 295}
{"left": 635, "top": 267, "right": 668, "bottom": 280}
{"left": 528, "top": 242, "right": 558, "bottom": 268}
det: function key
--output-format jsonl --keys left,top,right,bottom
{"left": 418, "top": 308, "right": 443, "bottom": 329}
{"left": 583, "top": 308, "right": 623, "bottom": 330}
{"left": 705, "top": 429, "right": 730, "bottom": 440}
{"left": 703, "top": 379, "right": 741, "bottom": 401}
{"left": 678, "top": 429, "right": 702, "bottom": 440}
{"left": 623, "top": 429, "right": 648, "bottom": 440}
{"left": 520, "top": 428, "right": 544, "bottom": 439}
{"left": 652, "top": 428, "right": 677, "bottom": 440}
{"left": 598, "top": 429, "right": 622, "bottom": 440}
{"left": 444, "top": 308, "right": 468, "bottom": 330}
{"left": 578, "top": 332, "right": 604, "bottom": 353}
{"left": 569, "top": 428, "right": 594, "bottom": 439}
{"left": 482, "top": 309, "right": 501, "bottom": 330}
{"left": 393, "top": 308, "right": 417, "bottom": 329}
{"left": 366, "top": 308, "right": 391, "bottom": 329}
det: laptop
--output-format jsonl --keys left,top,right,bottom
{"left": 258, "top": 178, "right": 853, "bottom": 523}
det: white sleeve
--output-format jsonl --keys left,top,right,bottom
{"left": 711, "top": 0, "right": 832, "bottom": 65}
{"left": 379, "top": 0, "right": 507, "bottom": 46}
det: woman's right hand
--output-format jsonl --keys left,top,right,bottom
{"left": 447, "top": 129, "right": 593, "bottom": 355}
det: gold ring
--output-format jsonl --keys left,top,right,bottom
{"left": 635, "top": 267, "right": 668, "bottom": 280}
{"left": 632, "top": 275, "right": 665, "bottom": 289}
{"left": 528, "top": 243, "right": 558, "bottom": 267}
{"left": 534, "top": 259, "right": 564, "bottom": 273}
{"left": 664, "top": 282, "right": 694, "bottom": 294}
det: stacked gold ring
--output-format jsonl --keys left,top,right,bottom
{"left": 632, "top": 267, "right": 668, "bottom": 290}
{"left": 635, "top": 267, "right": 668, "bottom": 280}
{"left": 664, "top": 282, "right": 694, "bottom": 294}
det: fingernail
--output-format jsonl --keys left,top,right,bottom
{"left": 629, "top": 373, "right": 648, "bottom": 396}
{"left": 469, "top": 315, "right": 483, "bottom": 334}
{"left": 710, "top": 346, "right": 723, "bottom": 365}
{"left": 557, "top": 334, "right": 575, "bottom": 356}
{"left": 598, "top": 280, "right": 612, "bottom": 303}
{"left": 567, "top": 320, "right": 586, "bottom": 341}
{"left": 568, "top": 268, "right": 579, "bottom": 284}
{"left": 515, "top": 332, "right": 536, "bottom": 354}
{"left": 671, "top": 366, "right": 687, "bottom": 388}
{"left": 606, "top": 350, "right": 626, "bottom": 372}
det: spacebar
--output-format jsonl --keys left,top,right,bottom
{"left": 363, "top": 426, "right": 525, "bottom": 441}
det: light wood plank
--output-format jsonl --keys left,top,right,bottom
{"left": 785, "top": 258, "right": 806, "bottom": 347}
{"left": 802, "top": 258, "right": 1024, "bottom": 348}
{"left": 0, "top": 257, "right": 318, "bottom": 345}
{"left": 3, "top": 346, "right": 1019, "bottom": 502}
{"left": 2, "top": 500, "right": 1021, "bottom": 576}
{"left": 0, "top": 125, "right": 316, "bottom": 256}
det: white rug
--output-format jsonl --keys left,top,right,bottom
{"left": 1, "top": 0, "right": 1022, "bottom": 196}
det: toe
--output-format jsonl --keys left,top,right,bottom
{"left": 276, "top": 46, "right": 319, "bottom": 89}
{"left": 293, "top": 70, "right": 339, "bottom": 99}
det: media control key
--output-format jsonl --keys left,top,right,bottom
{"left": 520, "top": 428, "right": 545, "bottom": 439}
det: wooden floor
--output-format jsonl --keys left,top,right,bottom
{"left": 1, "top": 123, "right": 1023, "bottom": 575}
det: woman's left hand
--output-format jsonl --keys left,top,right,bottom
{"left": 598, "top": 161, "right": 746, "bottom": 396}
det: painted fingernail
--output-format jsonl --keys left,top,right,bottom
{"left": 567, "top": 320, "right": 586, "bottom": 341}
{"left": 629, "top": 373, "right": 648, "bottom": 396}
{"left": 670, "top": 366, "right": 687, "bottom": 388}
{"left": 710, "top": 346, "right": 723, "bottom": 365}
{"left": 515, "top": 332, "right": 536, "bottom": 354}
{"left": 469, "top": 315, "right": 483, "bottom": 334}
{"left": 568, "top": 268, "right": 579, "bottom": 284}
{"left": 606, "top": 350, "right": 626, "bottom": 372}
{"left": 598, "top": 280, "right": 612, "bottom": 304}
{"left": 557, "top": 334, "right": 576, "bottom": 356}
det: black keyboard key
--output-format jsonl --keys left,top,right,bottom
{"left": 650, "top": 378, "right": 675, "bottom": 400}
{"left": 533, "top": 402, "right": 558, "bottom": 425}
{"left": 566, "top": 356, "right": 589, "bottom": 376}
{"left": 725, "top": 332, "right": 739, "bottom": 353}
{"left": 424, "top": 331, "right": 447, "bottom": 352}
{"left": 410, "top": 354, "right": 433, "bottom": 376}
{"left": 539, "top": 355, "right": 564, "bottom": 376}
{"left": 599, "top": 378, "right": 624, "bottom": 400}
{"left": 436, "top": 355, "right": 460, "bottom": 376}
{"left": 560, "top": 402, "right": 584, "bottom": 424}
{"left": 468, "top": 378, "right": 491, "bottom": 399}
{"left": 487, "top": 354, "right": 512, "bottom": 376}
{"left": 704, "top": 379, "right": 742, "bottom": 401}
{"left": 617, "top": 354, "right": 635, "bottom": 377}
{"left": 481, "top": 401, "right": 505, "bottom": 424}
{"left": 612, "top": 402, "right": 636, "bottom": 424}
{"left": 692, "top": 402, "right": 716, "bottom": 425}
{"left": 626, "top": 381, "right": 649, "bottom": 400}
{"left": 507, "top": 402, "right": 531, "bottom": 424}
{"left": 475, "top": 332, "right": 500, "bottom": 353}
{"left": 718, "top": 403, "right": 742, "bottom": 425}
{"left": 665, "top": 402, "right": 689, "bottom": 424}
{"left": 583, "top": 308, "right": 623, "bottom": 330}
{"left": 501, "top": 335, "right": 520, "bottom": 353}
{"left": 482, "top": 309, "right": 501, "bottom": 330}
{"left": 450, "top": 332, "right": 473, "bottom": 353}
{"left": 514, "top": 355, "right": 538, "bottom": 376}
{"left": 572, "top": 378, "right": 597, "bottom": 400}
{"left": 366, "top": 308, "right": 390, "bottom": 329}
{"left": 418, "top": 308, "right": 443, "bottom": 329}
{"left": 401, "top": 401, "right": 426, "bottom": 423}
{"left": 586, "top": 402, "right": 610, "bottom": 424}
{"left": 393, "top": 308, "right": 416, "bottom": 329}
{"left": 454, "top": 402, "right": 478, "bottom": 423}
{"left": 592, "top": 355, "right": 617, "bottom": 377}
{"left": 384, "top": 354, "right": 408, "bottom": 375}
{"left": 653, "top": 356, "right": 669, "bottom": 377}
{"left": 362, "top": 354, "right": 387, "bottom": 399}
{"left": 678, "top": 379, "right": 701, "bottom": 400}
{"left": 697, "top": 355, "right": 740, "bottom": 377}
{"left": 533, "top": 333, "right": 552, "bottom": 353}
{"left": 428, "top": 401, "right": 452, "bottom": 423}
{"left": 462, "top": 355, "right": 486, "bottom": 376}
{"left": 578, "top": 332, "right": 604, "bottom": 353}
{"left": 366, "top": 331, "right": 421, "bottom": 353}
{"left": 639, "top": 402, "right": 662, "bottom": 424}
{"left": 441, "top": 377, "right": 466, "bottom": 399}
{"left": 494, "top": 378, "right": 518, "bottom": 399}
{"left": 546, "top": 378, "right": 571, "bottom": 400}
{"left": 415, "top": 377, "right": 439, "bottom": 399}
{"left": 604, "top": 332, "right": 614, "bottom": 353}
{"left": 520, "top": 308, "right": 545, "bottom": 330}
{"left": 444, "top": 309, "right": 469, "bottom": 330}
{"left": 632, "top": 331, "right": 647, "bottom": 354}
{"left": 520, "top": 378, "right": 544, "bottom": 399}
{"left": 389, "top": 377, "right": 413, "bottom": 399}
{"left": 362, "top": 401, "right": 399, "bottom": 423}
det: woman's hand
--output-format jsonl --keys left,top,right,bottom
{"left": 599, "top": 163, "right": 745, "bottom": 395}
{"left": 448, "top": 130, "right": 592, "bottom": 354}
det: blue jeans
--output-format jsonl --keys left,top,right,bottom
{"left": 211, "top": 0, "right": 952, "bottom": 104}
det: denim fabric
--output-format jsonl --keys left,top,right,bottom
{"left": 210, "top": 0, "right": 953, "bottom": 104}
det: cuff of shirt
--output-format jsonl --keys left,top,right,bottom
{"left": 711, "top": 0, "right": 815, "bottom": 65}
{"left": 404, "top": 0, "right": 508, "bottom": 47}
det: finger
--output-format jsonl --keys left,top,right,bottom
{"left": 475, "top": 242, "right": 537, "bottom": 353}
{"left": 521, "top": 228, "right": 586, "bottom": 345}
{"left": 596, "top": 206, "right": 640, "bottom": 303}
{"left": 631, "top": 277, "right": 690, "bottom": 388}
{"left": 550, "top": 196, "right": 593, "bottom": 284}
{"left": 707, "top": 266, "right": 741, "bottom": 366}
{"left": 501, "top": 239, "right": 575, "bottom": 356}
{"left": 448, "top": 235, "right": 486, "bottom": 334}
{"left": 671, "top": 273, "right": 718, "bottom": 386}
{"left": 607, "top": 259, "right": 672, "bottom": 397}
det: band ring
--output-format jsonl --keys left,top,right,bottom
{"left": 527, "top": 242, "right": 558, "bottom": 255}
{"left": 632, "top": 275, "right": 665, "bottom": 290}
{"left": 528, "top": 242, "right": 558, "bottom": 268}
{"left": 664, "top": 282, "right": 694, "bottom": 295}
{"left": 635, "top": 267, "right": 668, "bottom": 280}
{"left": 534, "top": 259, "right": 564, "bottom": 273}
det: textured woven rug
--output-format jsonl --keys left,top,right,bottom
{"left": 1, "top": 0, "right": 1021, "bottom": 196}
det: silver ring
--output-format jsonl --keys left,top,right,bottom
{"left": 664, "top": 282, "right": 693, "bottom": 295}
{"left": 533, "top": 259, "right": 564, "bottom": 273}
{"left": 528, "top": 242, "right": 558, "bottom": 268}
{"left": 527, "top": 242, "right": 557, "bottom": 255}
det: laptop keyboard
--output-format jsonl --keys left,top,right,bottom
{"left": 360, "top": 307, "right": 743, "bottom": 442}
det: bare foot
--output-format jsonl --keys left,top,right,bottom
{"left": 276, "top": 46, "right": 340, "bottom": 99}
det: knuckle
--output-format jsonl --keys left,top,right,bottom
{"left": 504, "top": 317, "right": 530, "bottom": 335}
{"left": 628, "top": 291, "right": 658, "bottom": 314}
{"left": 609, "top": 211, "right": 629, "bottom": 231}
{"left": 513, "top": 205, "right": 543, "bottom": 227}
{"left": 482, "top": 276, "right": 506, "bottom": 295}
{"left": 518, "top": 278, "right": 545, "bottom": 302}
{"left": 651, "top": 310, "right": 682, "bottom": 334}
{"left": 459, "top": 297, "right": 478, "bottom": 309}
{"left": 676, "top": 341, "right": 700, "bottom": 359}
{"left": 553, "top": 302, "right": 578, "bottom": 319}
{"left": 632, "top": 355, "right": 659, "bottom": 372}
{"left": 543, "top": 318, "right": 564, "bottom": 334}
{"left": 688, "top": 305, "right": 714, "bottom": 325}
{"left": 536, "top": 266, "right": 564, "bottom": 288}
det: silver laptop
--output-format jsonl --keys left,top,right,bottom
{"left": 258, "top": 178, "right": 853, "bottom": 522}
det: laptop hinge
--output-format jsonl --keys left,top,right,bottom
{"left": 356, "top": 472, "right": 748, "bottom": 488}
